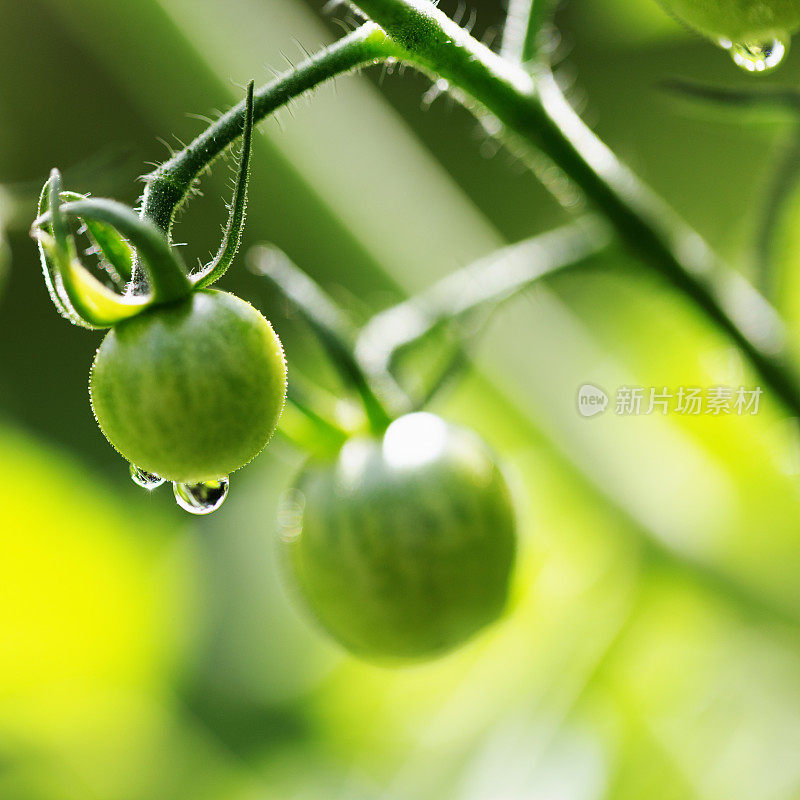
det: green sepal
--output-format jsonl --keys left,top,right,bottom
{"left": 192, "top": 81, "right": 255, "bottom": 290}
{"left": 44, "top": 198, "right": 191, "bottom": 304}
{"left": 33, "top": 172, "right": 188, "bottom": 327}
{"left": 84, "top": 216, "right": 135, "bottom": 287}
{"left": 34, "top": 172, "right": 85, "bottom": 326}
{"left": 38, "top": 232, "right": 150, "bottom": 328}
{"left": 57, "top": 190, "right": 134, "bottom": 289}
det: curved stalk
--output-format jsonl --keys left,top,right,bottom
{"left": 357, "top": 215, "right": 611, "bottom": 408}
{"left": 663, "top": 80, "right": 800, "bottom": 300}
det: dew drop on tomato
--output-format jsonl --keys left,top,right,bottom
{"left": 719, "top": 36, "right": 788, "bottom": 72}
{"left": 173, "top": 477, "right": 230, "bottom": 514}
{"left": 129, "top": 463, "right": 166, "bottom": 490}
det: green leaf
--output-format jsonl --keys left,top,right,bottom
{"left": 192, "top": 80, "right": 255, "bottom": 290}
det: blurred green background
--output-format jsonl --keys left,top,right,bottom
{"left": 3, "top": 0, "right": 800, "bottom": 797}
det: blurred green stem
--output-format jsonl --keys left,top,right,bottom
{"left": 248, "top": 244, "right": 404, "bottom": 433}
{"left": 357, "top": 216, "right": 610, "bottom": 376}
{"left": 662, "top": 80, "right": 800, "bottom": 300}
{"left": 357, "top": 216, "right": 611, "bottom": 407}
{"left": 757, "top": 126, "right": 800, "bottom": 299}
{"left": 344, "top": 0, "right": 800, "bottom": 416}
{"left": 500, "top": 0, "right": 558, "bottom": 63}
{"left": 281, "top": 383, "right": 349, "bottom": 456}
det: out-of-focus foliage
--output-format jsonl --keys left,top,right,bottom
{"left": 3, "top": 0, "right": 800, "bottom": 797}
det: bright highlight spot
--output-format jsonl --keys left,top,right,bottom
{"left": 383, "top": 412, "right": 449, "bottom": 470}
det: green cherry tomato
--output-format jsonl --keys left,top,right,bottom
{"left": 280, "top": 413, "right": 516, "bottom": 661}
{"left": 90, "top": 289, "right": 286, "bottom": 483}
{"left": 657, "top": 0, "right": 800, "bottom": 45}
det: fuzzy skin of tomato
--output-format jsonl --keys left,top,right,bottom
{"left": 657, "top": 0, "right": 800, "bottom": 43}
{"left": 90, "top": 290, "right": 286, "bottom": 483}
{"left": 281, "top": 413, "right": 517, "bottom": 661}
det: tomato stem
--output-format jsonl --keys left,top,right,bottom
{"left": 282, "top": 384, "right": 350, "bottom": 456}
{"left": 138, "top": 24, "right": 394, "bottom": 242}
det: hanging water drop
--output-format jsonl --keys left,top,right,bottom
{"left": 130, "top": 463, "right": 165, "bottom": 490}
{"left": 719, "top": 36, "right": 788, "bottom": 73}
{"left": 173, "top": 477, "right": 230, "bottom": 515}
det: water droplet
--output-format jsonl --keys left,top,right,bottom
{"left": 130, "top": 463, "right": 165, "bottom": 490}
{"left": 173, "top": 477, "right": 229, "bottom": 515}
{"left": 719, "top": 36, "right": 787, "bottom": 73}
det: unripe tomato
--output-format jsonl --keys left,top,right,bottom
{"left": 656, "top": 0, "right": 800, "bottom": 45}
{"left": 90, "top": 290, "right": 286, "bottom": 484}
{"left": 280, "top": 413, "right": 516, "bottom": 661}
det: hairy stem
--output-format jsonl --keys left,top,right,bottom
{"left": 139, "top": 23, "right": 393, "bottom": 236}
{"left": 345, "top": 0, "right": 800, "bottom": 415}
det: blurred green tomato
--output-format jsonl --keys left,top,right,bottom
{"left": 280, "top": 413, "right": 516, "bottom": 661}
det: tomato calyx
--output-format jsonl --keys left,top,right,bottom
{"left": 30, "top": 82, "right": 255, "bottom": 330}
